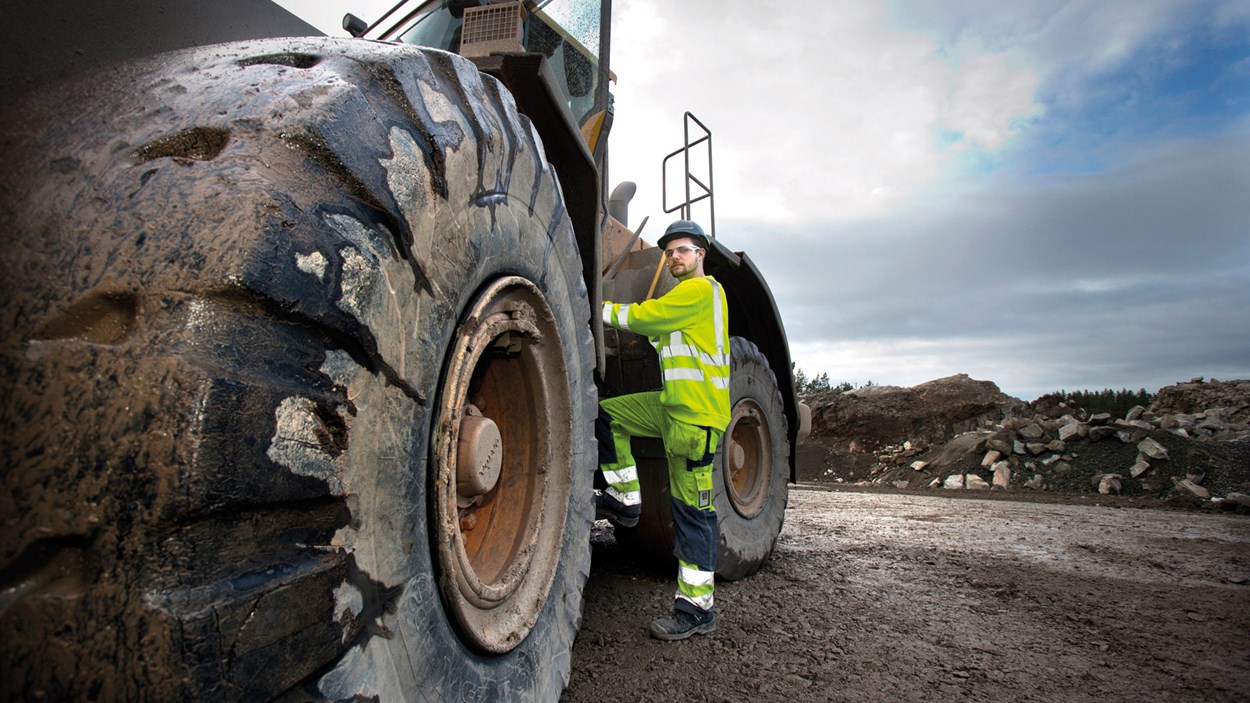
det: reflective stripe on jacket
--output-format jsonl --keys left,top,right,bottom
{"left": 602, "top": 276, "right": 731, "bottom": 430}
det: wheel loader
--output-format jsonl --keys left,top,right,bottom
{"left": 0, "top": 0, "right": 810, "bottom": 699}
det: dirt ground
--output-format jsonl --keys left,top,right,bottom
{"left": 563, "top": 486, "right": 1250, "bottom": 702}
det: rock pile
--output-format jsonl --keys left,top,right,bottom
{"left": 805, "top": 377, "right": 1250, "bottom": 511}
{"left": 1150, "top": 377, "right": 1250, "bottom": 427}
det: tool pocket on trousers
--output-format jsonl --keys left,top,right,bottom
{"left": 665, "top": 421, "right": 707, "bottom": 463}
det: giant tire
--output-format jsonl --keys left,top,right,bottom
{"left": 0, "top": 38, "right": 595, "bottom": 701}
{"left": 619, "top": 337, "right": 789, "bottom": 580}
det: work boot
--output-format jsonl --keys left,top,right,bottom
{"left": 649, "top": 609, "right": 715, "bottom": 641}
{"left": 595, "top": 491, "right": 640, "bottom": 528}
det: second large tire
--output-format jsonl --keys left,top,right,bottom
{"left": 714, "top": 337, "right": 790, "bottom": 579}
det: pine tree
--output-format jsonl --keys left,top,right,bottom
{"left": 793, "top": 366, "right": 809, "bottom": 394}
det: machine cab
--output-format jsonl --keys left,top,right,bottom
{"left": 348, "top": 0, "right": 611, "bottom": 129}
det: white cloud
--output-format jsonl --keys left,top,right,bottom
{"left": 609, "top": 0, "right": 1042, "bottom": 228}
{"left": 940, "top": 52, "right": 1040, "bottom": 150}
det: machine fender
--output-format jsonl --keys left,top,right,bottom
{"left": 703, "top": 240, "right": 803, "bottom": 480}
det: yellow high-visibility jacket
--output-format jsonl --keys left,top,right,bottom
{"left": 602, "top": 275, "right": 731, "bottom": 430}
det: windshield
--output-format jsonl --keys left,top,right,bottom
{"left": 535, "top": 0, "right": 600, "bottom": 60}
{"left": 394, "top": 1, "right": 605, "bottom": 126}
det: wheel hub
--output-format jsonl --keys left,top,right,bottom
{"left": 456, "top": 405, "right": 502, "bottom": 507}
{"left": 725, "top": 399, "right": 771, "bottom": 519}
{"left": 432, "top": 276, "right": 573, "bottom": 654}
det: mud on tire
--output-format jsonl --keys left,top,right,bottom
{"left": 0, "top": 38, "right": 595, "bottom": 701}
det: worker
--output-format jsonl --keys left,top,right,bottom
{"left": 596, "top": 219, "right": 731, "bottom": 641}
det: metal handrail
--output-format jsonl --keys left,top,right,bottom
{"left": 661, "top": 112, "right": 715, "bottom": 239}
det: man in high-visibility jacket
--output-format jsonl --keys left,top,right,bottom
{"left": 596, "top": 219, "right": 731, "bottom": 641}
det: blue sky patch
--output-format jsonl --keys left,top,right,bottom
{"left": 1024, "top": 22, "right": 1250, "bottom": 175}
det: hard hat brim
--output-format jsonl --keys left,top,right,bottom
{"left": 657, "top": 230, "right": 710, "bottom": 251}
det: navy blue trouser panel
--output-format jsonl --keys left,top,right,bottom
{"left": 596, "top": 406, "right": 617, "bottom": 466}
{"left": 670, "top": 498, "right": 717, "bottom": 564}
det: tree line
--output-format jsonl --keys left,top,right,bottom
{"left": 792, "top": 366, "right": 866, "bottom": 395}
{"left": 1046, "top": 387, "right": 1155, "bottom": 416}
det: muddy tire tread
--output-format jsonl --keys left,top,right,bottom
{"left": 1, "top": 37, "right": 593, "bottom": 702}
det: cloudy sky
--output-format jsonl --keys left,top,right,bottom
{"left": 279, "top": 0, "right": 1250, "bottom": 399}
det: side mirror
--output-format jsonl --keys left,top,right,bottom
{"left": 343, "top": 13, "right": 368, "bottom": 37}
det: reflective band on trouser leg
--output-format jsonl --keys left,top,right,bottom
{"left": 601, "top": 465, "right": 637, "bottom": 486}
{"left": 603, "top": 464, "right": 641, "bottom": 507}
{"left": 604, "top": 418, "right": 643, "bottom": 506}
{"left": 605, "top": 486, "right": 641, "bottom": 506}
{"left": 676, "top": 559, "right": 714, "bottom": 612}
{"left": 670, "top": 497, "right": 717, "bottom": 615}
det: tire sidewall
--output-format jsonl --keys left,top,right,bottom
{"left": 320, "top": 199, "right": 593, "bottom": 702}
{"left": 310, "top": 57, "right": 594, "bottom": 700}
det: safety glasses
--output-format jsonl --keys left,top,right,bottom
{"left": 665, "top": 245, "right": 702, "bottom": 257}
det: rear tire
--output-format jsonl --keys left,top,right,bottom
{"left": 0, "top": 38, "right": 594, "bottom": 701}
{"left": 715, "top": 337, "right": 789, "bottom": 579}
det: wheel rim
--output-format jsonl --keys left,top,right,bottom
{"left": 724, "top": 398, "right": 771, "bottom": 519}
{"left": 432, "top": 276, "right": 572, "bottom": 654}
